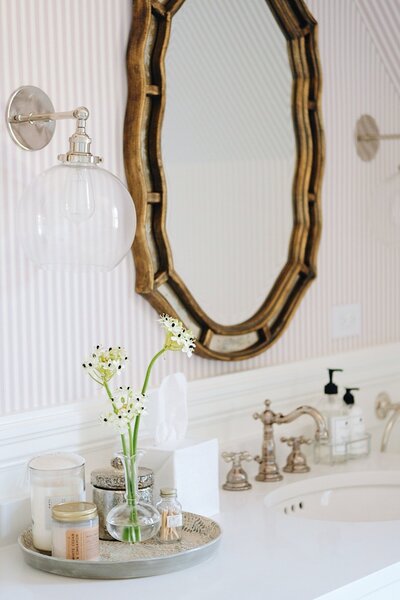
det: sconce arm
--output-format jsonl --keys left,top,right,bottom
{"left": 358, "top": 132, "right": 400, "bottom": 142}
{"left": 9, "top": 107, "right": 87, "bottom": 125}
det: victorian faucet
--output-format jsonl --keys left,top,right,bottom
{"left": 253, "top": 400, "right": 329, "bottom": 482}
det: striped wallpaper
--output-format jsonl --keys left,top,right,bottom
{"left": 0, "top": 0, "right": 400, "bottom": 415}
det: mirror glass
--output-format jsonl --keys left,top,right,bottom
{"left": 163, "top": 0, "right": 295, "bottom": 326}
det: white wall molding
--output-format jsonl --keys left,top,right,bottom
{"left": 1, "top": 343, "right": 400, "bottom": 473}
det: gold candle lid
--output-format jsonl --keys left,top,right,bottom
{"left": 52, "top": 502, "right": 98, "bottom": 523}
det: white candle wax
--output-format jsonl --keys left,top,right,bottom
{"left": 28, "top": 453, "right": 86, "bottom": 551}
{"left": 31, "top": 479, "right": 85, "bottom": 551}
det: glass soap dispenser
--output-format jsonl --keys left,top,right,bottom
{"left": 343, "top": 387, "right": 370, "bottom": 457}
{"left": 317, "top": 368, "right": 350, "bottom": 462}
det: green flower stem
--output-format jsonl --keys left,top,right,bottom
{"left": 124, "top": 347, "right": 166, "bottom": 543}
{"left": 104, "top": 379, "right": 138, "bottom": 541}
{"left": 123, "top": 454, "right": 141, "bottom": 543}
{"left": 131, "top": 347, "right": 168, "bottom": 454}
{"left": 126, "top": 423, "right": 136, "bottom": 502}
{"left": 142, "top": 347, "right": 168, "bottom": 395}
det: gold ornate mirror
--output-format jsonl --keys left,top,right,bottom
{"left": 124, "top": 0, "right": 324, "bottom": 361}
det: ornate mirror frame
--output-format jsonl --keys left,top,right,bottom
{"left": 124, "top": 0, "right": 324, "bottom": 361}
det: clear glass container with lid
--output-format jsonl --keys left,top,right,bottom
{"left": 156, "top": 488, "right": 183, "bottom": 543}
{"left": 91, "top": 457, "right": 154, "bottom": 540}
{"left": 28, "top": 452, "right": 85, "bottom": 552}
{"left": 51, "top": 501, "right": 99, "bottom": 560}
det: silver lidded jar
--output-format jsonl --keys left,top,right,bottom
{"left": 91, "top": 457, "right": 154, "bottom": 540}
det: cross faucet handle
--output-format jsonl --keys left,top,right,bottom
{"left": 222, "top": 451, "right": 253, "bottom": 465}
{"left": 221, "top": 451, "right": 253, "bottom": 491}
{"left": 280, "top": 436, "right": 312, "bottom": 474}
{"left": 281, "top": 436, "right": 312, "bottom": 449}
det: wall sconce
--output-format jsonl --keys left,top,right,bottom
{"left": 6, "top": 85, "right": 136, "bottom": 271}
{"left": 355, "top": 114, "right": 400, "bottom": 162}
{"left": 355, "top": 114, "right": 400, "bottom": 246}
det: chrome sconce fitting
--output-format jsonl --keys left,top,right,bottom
{"left": 6, "top": 85, "right": 136, "bottom": 271}
{"left": 7, "top": 86, "right": 101, "bottom": 163}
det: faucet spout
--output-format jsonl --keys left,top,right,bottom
{"left": 274, "top": 405, "right": 329, "bottom": 441}
{"left": 381, "top": 406, "right": 400, "bottom": 452}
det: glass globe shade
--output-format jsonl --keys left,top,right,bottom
{"left": 18, "top": 163, "right": 136, "bottom": 270}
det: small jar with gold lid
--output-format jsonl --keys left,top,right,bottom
{"left": 51, "top": 501, "right": 99, "bottom": 560}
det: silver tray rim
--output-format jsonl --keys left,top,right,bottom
{"left": 18, "top": 511, "right": 222, "bottom": 579}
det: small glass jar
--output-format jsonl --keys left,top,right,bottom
{"left": 28, "top": 452, "right": 85, "bottom": 552}
{"left": 156, "top": 488, "right": 183, "bottom": 544}
{"left": 51, "top": 502, "right": 99, "bottom": 560}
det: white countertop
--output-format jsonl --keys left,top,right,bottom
{"left": 2, "top": 452, "right": 400, "bottom": 600}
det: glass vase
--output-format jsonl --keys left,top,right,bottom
{"left": 106, "top": 452, "right": 160, "bottom": 543}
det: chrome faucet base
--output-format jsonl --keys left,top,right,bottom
{"left": 223, "top": 480, "right": 252, "bottom": 491}
{"left": 255, "top": 468, "right": 283, "bottom": 483}
{"left": 283, "top": 463, "right": 309, "bottom": 474}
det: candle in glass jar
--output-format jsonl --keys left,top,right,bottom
{"left": 28, "top": 453, "right": 86, "bottom": 551}
{"left": 52, "top": 502, "right": 99, "bottom": 560}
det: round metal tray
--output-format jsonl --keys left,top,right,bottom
{"left": 18, "top": 512, "right": 221, "bottom": 579}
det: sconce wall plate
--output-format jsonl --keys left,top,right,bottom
{"left": 7, "top": 85, "right": 56, "bottom": 151}
{"left": 355, "top": 114, "right": 400, "bottom": 162}
{"left": 355, "top": 115, "right": 380, "bottom": 161}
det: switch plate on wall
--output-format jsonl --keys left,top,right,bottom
{"left": 332, "top": 304, "right": 362, "bottom": 338}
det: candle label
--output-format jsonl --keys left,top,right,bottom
{"left": 45, "top": 495, "right": 81, "bottom": 528}
{"left": 66, "top": 526, "right": 99, "bottom": 560}
{"left": 166, "top": 513, "right": 183, "bottom": 528}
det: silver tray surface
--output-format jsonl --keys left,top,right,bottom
{"left": 18, "top": 512, "right": 221, "bottom": 579}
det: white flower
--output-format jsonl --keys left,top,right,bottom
{"left": 158, "top": 314, "right": 184, "bottom": 334}
{"left": 158, "top": 314, "right": 196, "bottom": 357}
{"left": 100, "top": 387, "right": 147, "bottom": 431}
{"left": 83, "top": 345, "right": 128, "bottom": 383}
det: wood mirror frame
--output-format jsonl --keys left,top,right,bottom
{"left": 124, "top": 0, "right": 324, "bottom": 361}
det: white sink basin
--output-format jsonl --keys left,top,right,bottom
{"left": 264, "top": 471, "right": 400, "bottom": 522}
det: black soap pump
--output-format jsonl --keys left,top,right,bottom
{"left": 343, "top": 387, "right": 360, "bottom": 408}
{"left": 324, "top": 369, "right": 343, "bottom": 407}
